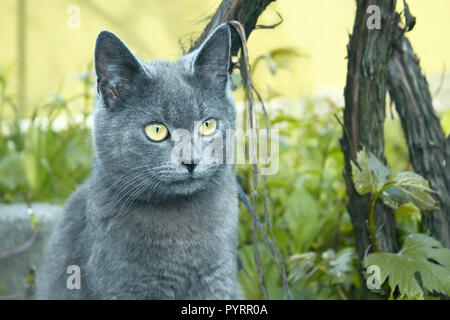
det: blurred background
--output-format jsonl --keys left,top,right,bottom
{"left": 0, "top": 0, "right": 449, "bottom": 299}
{"left": 2, "top": 0, "right": 450, "bottom": 114}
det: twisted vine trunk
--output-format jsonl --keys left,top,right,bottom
{"left": 344, "top": 0, "right": 450, "bottom": 268}
{"left": 388, "top": 33, "right": 450, "bottom": 248}
{"left": 341, "top": 0, "right": 400, "bottom": 262}
{"left": 189, "top": 0, "right": 276, "bottom": 60}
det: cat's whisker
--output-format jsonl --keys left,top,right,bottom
{"left": 123, "top": 179, "right": 153, "bottom": 211}
{"left": 114, "top": 169, "right": 166, "bottom": 211}
{"left": 118, "top": 174, "right": 154, "bottom": 210}
{"left": 100, "top": 166, "right": 151, "bottom": 199}
{"left": 111, "top": 173, "right": 151, "bottom": 209}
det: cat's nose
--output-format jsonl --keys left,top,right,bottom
{"left": 182, "top": 162, "right": 197, "bottom": 173}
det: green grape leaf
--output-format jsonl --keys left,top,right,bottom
{"left": 351, "top": 149, "right": 372, "bottom": 195}
{"left": 381, "top": 186, "right": 411, "bottom": 209}
{"left": 393, "top": 172, "right": 439, "bottom": 210}
{"left": 381, "top": 172, "right": 439, "bottom": 210}
{"left": 367, "top": 152, "right": 390, "bottom": 189}
{"left": 364, "top": 234, "right": 450, "bottom": 299}
{"left": 351, "top": 148, "right": 390, "bottom": 195}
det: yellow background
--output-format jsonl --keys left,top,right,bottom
{"left": 1, "top": 0, "right": 450, "bottom": 109}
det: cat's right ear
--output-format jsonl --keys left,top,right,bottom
{"left": 94, "top": 31, "right": 143, "bottom": 109}
{"left": 193, "top": 24, "right": 231, "bottom": 91}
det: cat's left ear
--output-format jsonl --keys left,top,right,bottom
{"left": 193, "top": 24, "right": 231, "bottom": 90}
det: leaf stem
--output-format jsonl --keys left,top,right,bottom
{"left": 369, "top": 192, "right": 381, "bottom": 253}
{"left": 368, "top": 182, "right": 396, "bottom": 253}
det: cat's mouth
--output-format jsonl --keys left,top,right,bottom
{"left": 159, "top": 175, "right": 209, "bottom": 197}
{"left": 159, "top": 168, "right": 216, "bottom": 190}
{"left": 170, "top": 171, "right": 207, "bottom": 183}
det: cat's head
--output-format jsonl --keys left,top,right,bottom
{"left": 93, "top": 24, "right": 236, "bottom": 203}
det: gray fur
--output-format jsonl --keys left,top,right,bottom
{"left": 36, "top": 24, "right": 241, "bottom": 299}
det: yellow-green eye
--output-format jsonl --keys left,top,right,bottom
{"left": 199, "top": 119, "right": 217, "bottom": 136}
{"left": 145, "top": 123, "right": 168, "bottom": 141}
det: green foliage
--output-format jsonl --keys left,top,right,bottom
{"left": 237, "top": 104, "right": 360, "bottom": 299}
{"left": 383, "top": 172, "right": 439, "bottom": 210}
{"left": 232, "top": 48, "right": 359, "bottom": 299}
{"left": 351, "top": 148, "right": 438, "bottom": 211}
{"left": 0, "top": 66, "right": 94, "bottom": 204}
{"left": 395, "top": 203, "right": 421, "bottom": 237}
{"left": 0, "top": 153, "right": 27, "bottom": 191}
{"left": 364, "top": 234, "right": 450, "bottom": 299}
{"left": 288, "top": 247, "right": 359, "bottom": 299}
{"left": 351, "top": 149, "right": 449, "bottom": 299}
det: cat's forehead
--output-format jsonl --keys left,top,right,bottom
{"left": 138, "top": 59, "right": 203, "bottom": 126}
{"left": 143, "top": 60, "right": 192, "bottom": 95}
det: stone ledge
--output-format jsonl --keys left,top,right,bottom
{"left": 0, "top": 203, "right": 63, "bottom": 299}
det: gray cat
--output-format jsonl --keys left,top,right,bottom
{"left": 36, "top": 24, "right": 241, "bottom": 299}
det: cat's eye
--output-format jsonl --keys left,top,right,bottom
{"left": 145, "top": 123, "right": 169, "bottom": 141}
{"left": 198, "top": 119, "right": 217, "bottom": 136}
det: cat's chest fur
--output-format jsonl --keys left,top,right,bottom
{"left": 82, "top": 174, "right": 239, "bottom": 299}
